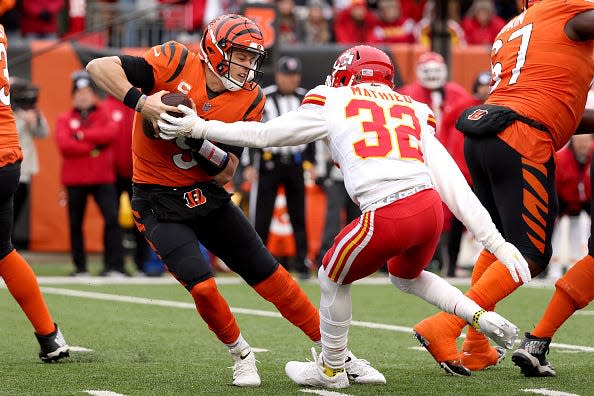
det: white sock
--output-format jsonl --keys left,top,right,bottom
{"left": 318, "top": 267, "right": 351, "bottom": 369}
{"left": 227, "top": 333, "right": 250, "bottom": 356}
{"left": 390, "top": 271, "right": 482, "bottom": 323}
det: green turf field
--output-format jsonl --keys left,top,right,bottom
{"left": 1, "top": 269, "right": 593, "bottom": 396}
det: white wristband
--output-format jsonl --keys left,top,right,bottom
{"left": 198, "top": 140, "right": 228, "bottom": 168}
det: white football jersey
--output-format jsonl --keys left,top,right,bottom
{"left": 301, "top": 83, "right": 436, "bottom": 211}
{"left": 202, "top": 81, "right": 506, "bottom": 255}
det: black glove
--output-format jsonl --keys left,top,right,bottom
{"left": 38, "top": 10, "right": 52, "bottom": 22}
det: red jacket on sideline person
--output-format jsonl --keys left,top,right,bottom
{"left": 437, "top": 96, "right": 482, "bottom": 186}
{"left": 398, "top": 81, "right": 473, "bottom": 127}
{"left": 55, "top": 104, "right": 118, "bottom": 186}
{"left": 555, "top": 143, "right": 593, "bottom": 216}
{"left": 19, "top": 0, "right": 64, "bottom": 37}
{"left": 102, "top": 96, "right": 135, "bottom": 180}
{"left": 334, "top": 0, "right": 380, "bottom": 44}
{"left": 367, "top": 17, "right": 416, "bottom": 44}
{"left": 461, "top": 15, "right": 506, "bottom": 45}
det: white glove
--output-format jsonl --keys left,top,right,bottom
{"left": 157, "top": 104, "right": 207, "bottom": 139}
{"left": 491, "top": 242, "right": 531, "bottom": 283}
{"left": 157, "top": 131, "right": 176, "bottom": 140}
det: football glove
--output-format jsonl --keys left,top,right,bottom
{"left": 158, "top": 105, "right": 207, "bottom": 139}
{"left": 492, "top": 242, "right": 531, "bottom": 283}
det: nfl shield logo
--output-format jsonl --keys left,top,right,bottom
{"left": 202, "top": 103, "right": 212, "bottom": 112}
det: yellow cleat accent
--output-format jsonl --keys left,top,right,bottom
{"left": 323, "top": 364, "right": 345, "bottom": 378}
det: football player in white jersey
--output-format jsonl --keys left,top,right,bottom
{"left": 158, "top": 45, "right": 531, "bottom": 387}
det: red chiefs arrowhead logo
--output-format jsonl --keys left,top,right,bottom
{"left": 467, "top": 109, "right": 488, "bottom": 121}
{"left": 184, "top": 188, "right": 206, "bottom": 208}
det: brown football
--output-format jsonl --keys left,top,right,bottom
{"left": 142, "top": 92, "right": 193, "bottom": 139}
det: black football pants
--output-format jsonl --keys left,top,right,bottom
{"left": 0, "top": 161, "right": 19, "bottom": 259}
{"left": 464, "top": 135, "right": 557, "bottom": 270}
{"left": 131, "top": 194, "right": 278, "bottom": 290}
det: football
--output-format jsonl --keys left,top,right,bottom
{"left": 142, "top": 92, "right": 193, "bottom": 139}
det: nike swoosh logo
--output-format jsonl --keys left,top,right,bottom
{"left": 153, "top": 47, "right": 160, "bottom": 57}
{"left": 240, "top": 352, "right": 251, "bottom": 360}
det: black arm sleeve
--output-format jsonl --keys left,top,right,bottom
{"left": 119, "top": 55, "right": 155, "bottom": 94}
{"left": 303, "top": 142, "right": 316, "bottom": 164}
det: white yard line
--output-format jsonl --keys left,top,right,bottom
{"left": 522, "top": 388, "right": 580, "bottom": 396}
{"left": 23, "top": 286, "right": 592, "bottom": 353}
{"left": 300, "top": 389, "right": 353, "bottom": 396}
{"left": 70, "top": 346, "right": 94, "bottom": 352}
{"left": 575, "top": 311, "right": 593, "bottom": 316}
{"left": 21, "top": 276, "right": 560, "bottom": 289}
{"left": 84, "top": 391, "right": 127, "bottom": 396}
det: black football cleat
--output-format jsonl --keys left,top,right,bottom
{"left": 36, "top": 323, "right": 70, "bottom": 363}
{"left": 512, "top": 332, "right": 556, "bottom": 377}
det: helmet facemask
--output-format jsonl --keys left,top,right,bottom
{"left": 416, "top": 61, "right": 447, "bottom": 90}
{"left": 214, "top": 42, "right": 265, "bottom": 91}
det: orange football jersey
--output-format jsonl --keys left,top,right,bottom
{"left": 0, "top": 24, "right": 21, "bottom": 167}
{"left": 132, "top": 41, "right": 265, "bottom": 186}
{"left": 487, "top": 0, "right": 594, "bottom": 163}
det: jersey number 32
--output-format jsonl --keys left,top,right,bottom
{"left": 346, "top": 99, "right": 423, "bottom": 162}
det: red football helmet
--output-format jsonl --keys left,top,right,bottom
{"left": 326, "top": 45, "right": 394, "bottom": 89}
{"left": 199, "top": 14, "right": 266, "bottom": 91}
{"left": 416, "top": 51, "right": 448, "bottom": 90}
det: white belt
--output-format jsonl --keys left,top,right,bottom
{"left": 367, "top": 184, "right": 433, "bottom": 210}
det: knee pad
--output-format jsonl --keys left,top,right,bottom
{"left": 319, "top": 267, "right": 352, "bottom": 324}
{"left": 233, "top": 246, "right": 278, "bottom": 286}
{"left": 555, "top": 256, "right": 594, "bottom": 309}
{"left": 165, "top": 242, "right": 214, "bottom": 291}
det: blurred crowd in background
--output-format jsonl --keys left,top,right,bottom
{"left": 0, "top": 0, "right": 520, "bottom": 48}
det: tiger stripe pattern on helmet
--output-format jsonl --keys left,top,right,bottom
{"left": 214, "top": 15, "right": 263, "bottom": 45}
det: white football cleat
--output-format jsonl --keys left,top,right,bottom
{"left": 285, "top": 347, "right": 349, "bottom": 389}
{"left": 230, "top": 348, "right": 260, "bottom": 387}
{"left": 474, "top": 310, "right": 519, "bottom": 349}
{"left": 345, "top": 350, "right": 386, "bottom": 384}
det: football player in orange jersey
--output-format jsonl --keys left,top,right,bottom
{"left": 0, "top": 25, "right": 70, "bottom": 362}
{"left": 412, "top": 0, "right": 594, "bottom": 377}
{"left": 86, "top": 14, "right": 384, "bottom": 387}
